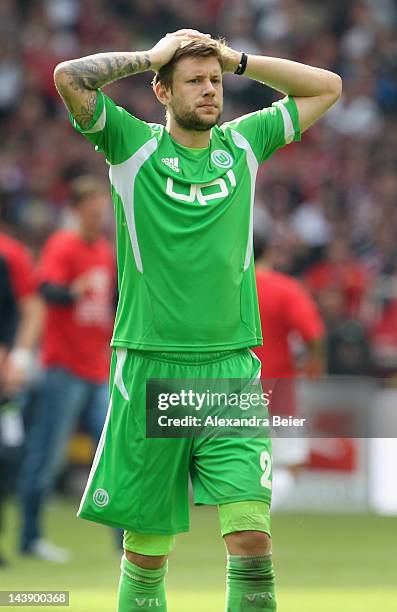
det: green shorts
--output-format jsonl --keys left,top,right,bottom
{"left": 77, "top": 348, "right": 273, "bottom": 535}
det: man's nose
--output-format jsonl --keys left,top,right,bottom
{"left": 203, "top": 79, "right": 216, "bottom": 95}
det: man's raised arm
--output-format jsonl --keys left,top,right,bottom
{"left": 222, "top": 51, "right": 342, "bottom": 132}
{"left": 54, "top": 52, "right": 151, "bottom": 129}
{"left": 53, "top": 29, "right": 211, "bottom": 129}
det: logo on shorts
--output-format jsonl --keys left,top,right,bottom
{"left": 211, "top": 149, "right": 233, "bottom": 168}
{"left": 246, "top": 592, "right": 273, "bottom": 603}
{"left": 93, "top": 488, "right": 109, "bottom": 507}
{"left": 135, "top": 598, "right": 161, "bottom": 607}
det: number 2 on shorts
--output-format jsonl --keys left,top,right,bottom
{"left": 260, "top": 450, "right": 272, "bottom": 489}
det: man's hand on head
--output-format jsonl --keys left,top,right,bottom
{"left": 149, "top": 29, "right": 212, "bottom": 72}
{"left": 219, "top": 46, "right": 242, "bottom": 74}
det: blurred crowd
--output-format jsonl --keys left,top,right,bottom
{"left": 1, "top": 0, "right": 397, "bottom": 374}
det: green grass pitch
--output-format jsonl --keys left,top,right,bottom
{"left": 2, "top": 499, "right": 396, "bottom": 611}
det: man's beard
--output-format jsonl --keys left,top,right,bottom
{"left": 171, "top": 103, "right": 222, "bottom": 132}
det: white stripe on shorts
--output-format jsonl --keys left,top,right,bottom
{"left": 77, "top": 397, "right": 113, "bottom": 516}
{"left": 115, "top": 348, "right": 130, "bottom": 401}
{"left": 249, "top": 348, "right": 262, "bottom": 379}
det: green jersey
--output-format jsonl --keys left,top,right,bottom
{"left": 71, "top": 91, "right": 300, "bottom": 351}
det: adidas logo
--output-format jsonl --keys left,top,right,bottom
{"left": 161, "top": 157, "right": 180, "bottom": 173}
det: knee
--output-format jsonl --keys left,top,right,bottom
{"left": 123, "top": 531, "right": 173, "bottom": 569}
{"left": 224, "top": 530, "right": 272, "bottom": 556}
{"left": 219, "top": 500, "right": 272, "bottom": 556}
{"left": 124, "top": 549, "right": 167, "bottom": 569}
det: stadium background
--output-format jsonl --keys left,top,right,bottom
{"left": 1, "top": 0, "right": 397, "bottom": 610}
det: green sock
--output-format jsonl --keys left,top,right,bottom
{"left": 117, "top": 555, "right": 168, "bottom": 611}
{"left": 225, "top": 554, "right": 277, "bottom": 611}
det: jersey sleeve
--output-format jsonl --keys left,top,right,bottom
{"left": 69, "top": 91, "right": 153, "bottom": 165}
{"left": 224, "top": 96, "right": 301, "bottom": 164}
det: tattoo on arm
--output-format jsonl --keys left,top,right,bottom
{"left": 61, "top": 52, "right": 152, "bottom": 91}
{"left": 60, "top": 88, "right": 98, "bottom": 129}
{"left": 55, "top": 52, "right": 151, "bottom": 129}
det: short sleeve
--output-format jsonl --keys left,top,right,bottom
{"left": 223, "top": 96, "right": 301, "bottom": 164}
{"left": 70, "top": 91, "right": 153, "bottom": 165}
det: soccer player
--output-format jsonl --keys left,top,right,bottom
{"left": 253, "top": 234, "right": 325, "bottom": 508}
{"left": 19, "top": 177, "right": 116, "bottom": 562}
{"left": 0, "top": 232, "right": 42, "bottom": 566}
{"left": 54, "top": 29, "right": 341, "bottom": 610}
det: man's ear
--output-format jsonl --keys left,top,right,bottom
{"left": 153, "top": 81, "right": 171, "bottom": 106}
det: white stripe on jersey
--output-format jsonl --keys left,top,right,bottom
{"left": 230, "top": 129, "right": 259, "bottom": 271}
{"left": 109, "top": 138, "right": 158, "bottom": 273}
{"left": 274, "top": 99, "right": 295, "bottom": 144}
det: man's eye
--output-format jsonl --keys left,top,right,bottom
{"left": 189, "top": 79, "right": 198, "bottom": 83}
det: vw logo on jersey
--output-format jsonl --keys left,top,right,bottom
{"left": 93, "top": 488, "right": 109, "bottom": 507}
{"left": 211, "top": 149, "right": 233, "bottom": 168}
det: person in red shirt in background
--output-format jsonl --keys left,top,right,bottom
{"left": 253, "top": 234, "right": 326, "bottom": 509}
{"left": 369, "top": 258, "right": 397, "bottom": 377}
{"left": 0, "top": 255, "right": 21, "bottom": 567}
{"left": 0, "top": 231, "right": 43, "bottom": 394}
{"left": 0, "top": 231, "right": 43, "bottom": 567}
{"left": 304, "top": 237, "right": 369, "bottom": 319}
{"left": 18, "top": 176, "right": 116, "bottom": 562}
